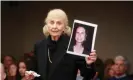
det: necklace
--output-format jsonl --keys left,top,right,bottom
{"left": 48, "top": 48, "right": 52, "bottom": 63}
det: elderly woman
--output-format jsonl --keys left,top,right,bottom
{"left": 33, "top": 9, "right": 97, "bottom": 80}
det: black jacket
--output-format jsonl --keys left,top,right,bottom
{"left": 34, "top": 34, "right": 96, "bottom": 80}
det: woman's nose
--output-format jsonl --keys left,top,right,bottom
{"left": 52, "top": 23, "right": 57, "bottom": 28}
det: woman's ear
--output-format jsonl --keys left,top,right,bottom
{"left": 64, "top": 26, "right": 71, "bottom": 36}
{"left": 43, "top": 25, "right": 49, "bottom": 36}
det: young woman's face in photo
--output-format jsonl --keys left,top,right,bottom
{"left": 75, "top": 27, "right": 86, "bottom": 43}
{"left": 47, "top": 18, "right": 65, "bottom": 37}
{"left": 19, "top": 62, "right": 27, "bottom": 77}
{"left": 9, "top": 64, "right": 17, "bottom": 76}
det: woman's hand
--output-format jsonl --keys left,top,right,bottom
{"left": 25, "top": 71, "right": 35, "bottom": 80}
{"left": 85, "top": 50, "right": 97, "bottom": 65}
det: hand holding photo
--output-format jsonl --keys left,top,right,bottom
{"left": 67, "top": 19, "right": 98, "bottom": 57}
{"left": 85, "top": 50, "right": 97, "bottom": 65}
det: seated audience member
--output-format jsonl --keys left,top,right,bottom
{"left": 109, "top": 55, "right": 133, "bottom": 80}
{"left": 104, "top": 58, "right": 115, "bottom": 80}
{"left": 2, "top": 55, "right": 16, "bottom": 74}
{"left": 7, "top": 63, "right": 19, "bottom": 80}
{"left": 104, "top": 63, "right": 115, "bottom": 80}
{"left": 18, "top": 59, "right": 35, "bottom": 80}
{"left": 1, "top": 63, "right": 6, "bottom": 80}
{"left": 104, "top": 58, "right": 114, "bottom": 68}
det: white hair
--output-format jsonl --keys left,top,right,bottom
{"left": 43, "top": 9, "right": 71, "bottom": 37}
{"left": 114, "top": 55, "right": 128, "bottom": 65}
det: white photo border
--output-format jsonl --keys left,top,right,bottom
{"left": 67, "top": 19, "right": 98, "bottom": 57}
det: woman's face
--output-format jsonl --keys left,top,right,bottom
{"left": 4, "top": 56, "right": 13, "bottom": 69}
{"left": 19, "top": 62, "right": 27, "bottom": 77}
{"left": 47, "top": 18, "right": 65, "bottom": 37}
{"left": 9, "top": 64, "right": 17, "bottom": 76}
{"left": 75, "top": 27, "right": 86, "bottom": 43}
{"left": 108, "top": 65, "right": 115, "bottom": 77}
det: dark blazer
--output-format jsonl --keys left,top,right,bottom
{"left": 34, "top": 35, "right": 96, "bottom": 80}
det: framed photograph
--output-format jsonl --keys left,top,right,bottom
{"left": 67, "top": 19, "right": 98, "bottom": 57}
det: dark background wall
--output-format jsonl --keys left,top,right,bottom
{"left": 1, "top": 1, "right": 133, "bottom": 73}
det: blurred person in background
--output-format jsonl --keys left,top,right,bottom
{"left": 2, "top": 55, "right": 16, "bottom": 75}
{"left": 18, "top": 59, "right": 34, "bottom": 80}
{"left": 7, "top": 63, "right": 19, "bottom": 80}
{"left": 104, "top": 63, "right": 115, "bottom": 80}
{"left": 109, "top": 55, "right": 133, "bottom": 80}
{"left": 104, "top": 58, "right": 115, "bottom": 80}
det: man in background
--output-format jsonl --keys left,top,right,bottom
{"left": 109, "top": 55, "right": 133, "bottom": 80}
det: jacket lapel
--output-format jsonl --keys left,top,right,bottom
{"left": 48, "top": 35, "right": 69, "bottom": 79}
